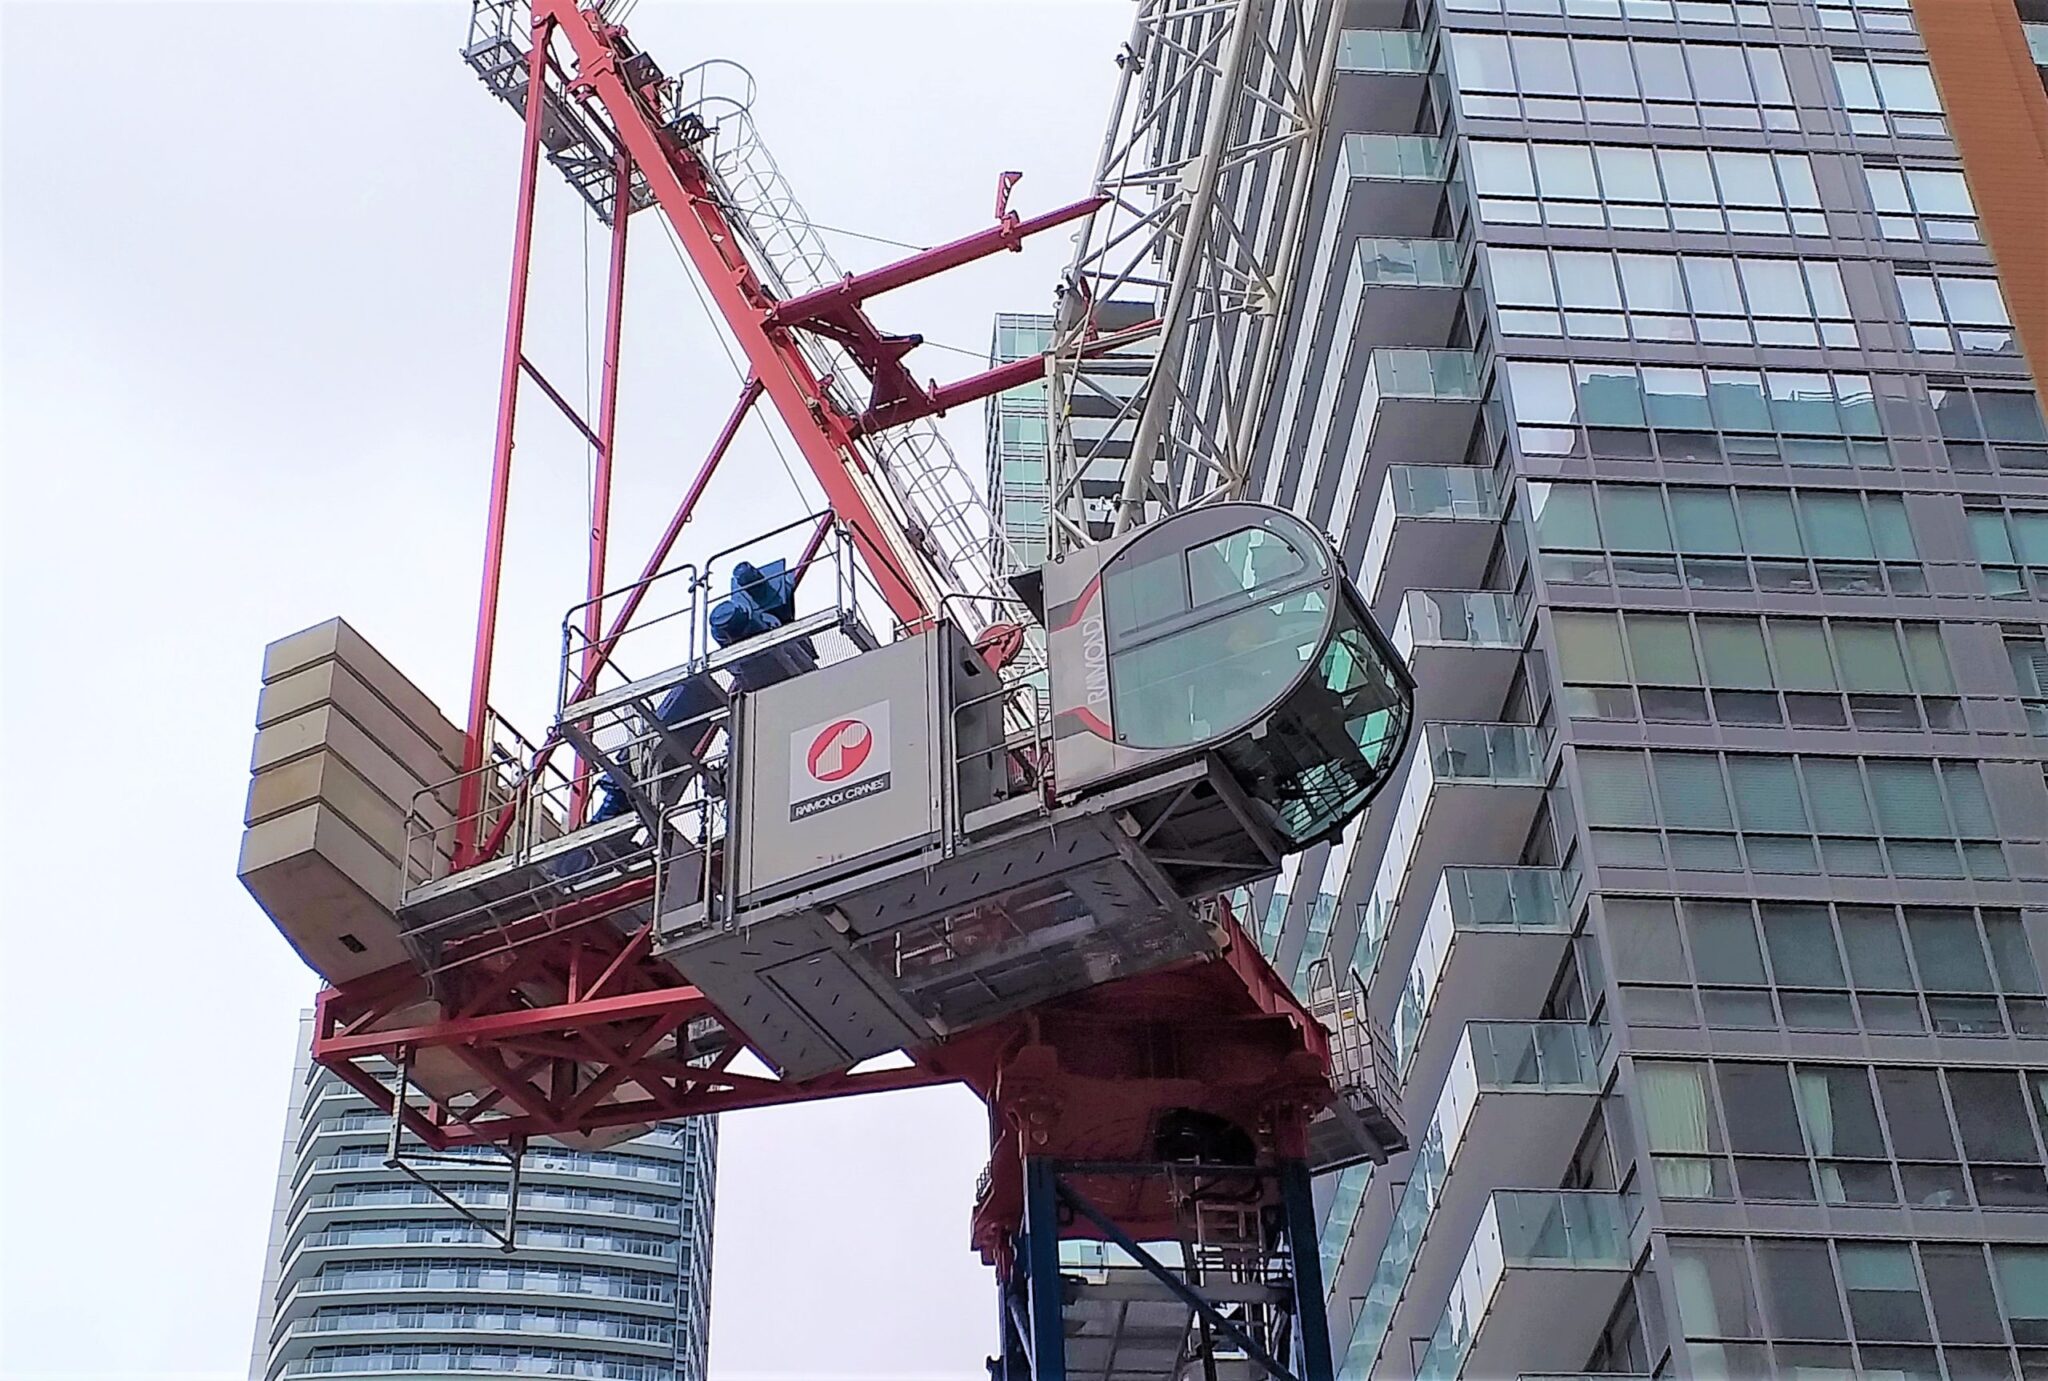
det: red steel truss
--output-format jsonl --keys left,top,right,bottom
{"left": 313, "top": 2, "right": 1348, "bottom": 1246}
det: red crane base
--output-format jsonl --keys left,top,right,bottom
{"left": 311, "top": 906, "right": 1333, "bottom": 1257}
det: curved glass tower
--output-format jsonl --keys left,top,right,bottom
{"left": 248, "top": 1015, "right": 715, "bottom": 1381}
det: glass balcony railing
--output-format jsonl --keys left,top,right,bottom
{"left": 1459, "top": 1021, "right": 1598, "bottom": 1099}
{"left": 1427, "top": 721, "right": 1543, "bottom": 783}
{"left": 1351, "top": 883, "right": 1397, "bottom": 977}
{"left": 1320, "top": 1161, "right": 1375, "bottom": 1280}
{"left": 1393, "top": 591, "right": 1520, "bottom": 659}
{"left": 1343, "top": 727, "right": 1545, "bottom": 981}
{"left": 1354, "top": 237, "right": 1462, "bottom": 288}
{"left": 1392, "top": 871, "right": 1572, "bottom": 1068}
{"left": 1341, "top": 133, "right": 1448, "bottom": 182}
{"left": 1340, "top": 1023, "right": 1598, "bottom": 1375}
{"left": 1416, "top": 1192, "right": 1630, "bottom": 1381}
{"left": 1339, "top": 28, "right": 1431, "bottom": 73}
{"left": 1358, "top": 467, "right": 1502, "bottom": 604}
{"left": 1383, "top": 465, "right": 1498, "bottom": 523}
{"left": 1435, "top": 866, "right": 1566, "bottom": 933}
{"left": 1362, "top": 348, "right": 1482, "bottom": 403}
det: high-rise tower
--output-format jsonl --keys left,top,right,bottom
{"left": 998, "top": 0, "right": 2048, "bottom": 1371}
{"left": 247, "top": 1016, "right": 715, "bottom": 1381}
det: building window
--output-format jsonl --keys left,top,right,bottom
{"left": 1450, "top": 34, "right": 1795, "bottom": 129}
{"left": 1487, "top": 248, "right": 1855, "bottom": 348}
{"left": 1639, "top": 1061, "right": 2048, "bottom": 1210}
{"left": 1507, "top": 361, "right": 1887, "bottom": 467}
{"left": 994, "top": 319, "right": 1051, "bottom": 361}
{"left": 999, "top": 412, "right": 1048, "bottom": 447}
{"left": 1833, "top": 58, "right": 1948, "bottom": 138}
{"left": 1000, "top": 495, "right": 1048, "bottom": 537}
{"left": 1576, "top": 747, "right": 2005, "bottom": 881}
{"left": 1442, "top": 0, "right": 1771, "bottom": 22}
{"left": 1469, "top": 140, "right": 1825, "bottom": 237}
{"left": 1552, "top": 609, "right": 1960, "bottom": 731}
{"left": 1526, "top": 480, "right": 1922, "bottom": 597}
{"left": 1667, "top": 1236, "right": 2048, "bottom": 1376}
{"left": 1934, "top": 386, "right": 2048, "bottom": 475}
{"left": 1814, "top": 0, "right": 1916, "bottom": 35}
{"left": 1610, "top": 896, "right": 2046, "bottom": 1039}
{"left": 2007, "top": 633, "right": 2048, "bottom": 733}
{"left": 1969, "top": 508, "right": 2048, "bottom": 598}
{"left": 1864, "top": 163, "right": 1980, "bottom": 243}
{"left": 1897, "top": 274, "right": 2018, "bottom": 357}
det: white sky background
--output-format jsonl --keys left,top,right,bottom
{"left": 0, "top": 1, "right": 1128, "bottom": 1376}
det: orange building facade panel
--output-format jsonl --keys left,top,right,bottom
{"left": 1914, "top": 0, "right": 2048, "bottom": 379}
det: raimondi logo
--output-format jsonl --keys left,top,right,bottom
{"left": 788, "top": 701, "right": 891, "bottom": 820}
{"left": 806, "top": 719, "right": 873, "bottom": 783}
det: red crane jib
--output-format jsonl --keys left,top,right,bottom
{"left": 325, "top": 0, "right": 1351, "bottom": 1255}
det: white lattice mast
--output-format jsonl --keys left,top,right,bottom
{"left": 1047, "top": 0, "right": 1344, "bottom": 549}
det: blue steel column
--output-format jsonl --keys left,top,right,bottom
{"left": 1021, "top": 1157, "right": 1067, "bottom": 1381}
{"left": 1280, "top": 1158, "right": 1337, "bottom": 1381}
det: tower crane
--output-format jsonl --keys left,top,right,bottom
{"left": 236, "top": 3, "right": 1416, "bottom": 1377}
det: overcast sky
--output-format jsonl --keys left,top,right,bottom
{"left": 0, "top": 2, "right": 1129, "bottom": 1376}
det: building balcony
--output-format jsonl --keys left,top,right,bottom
{"left": 1390, "top": 868, "right": 1572, "bottom": 1085}
{"left": 290, "top": 1149, "right": 684, "bottom": 1214}
{"left": 1340, "top": 1024, "right": 1601, "bottom": 1381}
{"left": 1335, "top": 29, "right": 1435, "bottom": 130}
{"left": 1340, "top": 28, "right": 1428, "bottom": 73}
{"left": 273, "top": 1280, "right": 674, "bottom": 1334}
{"left": 293, "top": 1188, "right": 680, "bottom": 1237}
{"left": 1358, "top": 465, "right": 1501, "bottom": 613}
{"left": 1349, "top": 724, "right": 1548, "bottom": 993}
{"left": 1335, "top": 134, "right": 1451, "bottom": 238}
{"left": 1391, "top": 591, "right": 1521, "bottom": 721}
{"left": 1414, "top": 1191, "right": 1632, "bottom": 1381}
{"left": 269, "top": 1314, "right": 674, "bottom": 1369}
{"left": 1344, "top": 239, "right": 1465, "bottom": 350}
{"left": 280, "top": 1224, "right": 676, "bottom": 1291}
{"left": 1351, "top": 348, "right": 1483, "bottom": 458}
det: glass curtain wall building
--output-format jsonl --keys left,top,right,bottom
{"left": 985, "top": 304, "right": 1158, "bottom": 570}
{"left": 990, "top": 0, "right": 2048, "bottom": 1374}
{"left": 988, "top": 313, "right": 1057, "bottom": 571}
{"left": 247, "top": 1015, "right": 716, "bottom": 1381}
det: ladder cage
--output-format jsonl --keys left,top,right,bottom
{"left": 1304, "top": 956, "right": 1400, "bottom": 1117}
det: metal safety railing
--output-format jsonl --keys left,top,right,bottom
{"left": 393, "top": 512, "right": 900, "bottom": 981}
{"left": 1304, "top": 956, "right": 1401, "bottom": 1117}
{"left": 949, "top": 673, "right": 1052, "bottom": 823}
{"left": 557, "top": 511, "right": 886, "bottom": 723}
{"left": 399, "top": 709, "right": 574, "bottom": 898}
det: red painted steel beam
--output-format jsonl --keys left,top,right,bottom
{"left": 473, "top": 376, "right": 763, "bottom": 863}
{"left": 314, "top": 985, "right": 713, "bottom": 1062}
{"left": 403, "top": 1061, "right": 954, "bottom": 1147}
{"left": 571, "top": 149, "right": 634, "bottom": 827}
{"left": 518, "top": 355, "right": 603, "bottom": 451}
{"left": 864, "top": 315, "right": 1163, "bottom": 436}
{"left": 561, "top": 1012, "right": 688, "bottom": 1123}
{"left": 763, "top": 196, "right": 1105, "bottom": 327}
{"left": 458, "top": 13, "right": 557, "bottom": 865}
{"left": 540, "top": 0, "right": 930, "bottom": 626}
